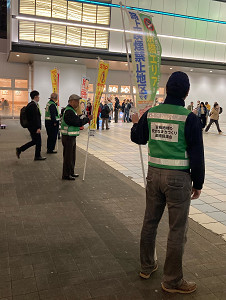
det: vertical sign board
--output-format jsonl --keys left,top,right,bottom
{"left": 80, "top": 77, "right": 89, "bottom": 111}
{"left": 126, "top": 10, "right": 162, "bottom": 112}
{"left": 90, "top": 60, "right": 109, "bottom": 130}
{"left": 50, "top": 68, "right": 60, "bottom": 105}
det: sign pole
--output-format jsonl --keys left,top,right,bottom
{"left": 120, "top": 2, "right": 146, "bottom": 188}
{"left": 120, "top": 2, "right": 157, "bottom": 261}
{"left": 82, "top": 57, "right": 100, "bottom": 181}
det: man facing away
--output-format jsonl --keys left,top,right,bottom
{"left": 61, "top": 94, "right": 92, "bottom": 180}
{"left": 45, "top": 93, "right": 60, "bottom": 154}
{"left": 16, "top": 90, "right": 46, "bottom": 161}
{"left": 131, "top": 72, "right": 205, "bottom": 294}
{"left": 187, "top": 101, "right": 193, "bottom": 111}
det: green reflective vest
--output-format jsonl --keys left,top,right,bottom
{"left": 61, "top": 106, "right": 80, "bottom": 137}
{"left": 45, "top": 100, "right": 60, "bottom": 121}
{"left": 147, "top": 104, "right": 190, "bottom": 170}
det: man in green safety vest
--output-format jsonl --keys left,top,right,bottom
{"left": 131, "top": 72, "right": 204, "bottom": 294}
{"left": 45, "top": 93, "right": 60, "bottom": 154}
{"left": 61, "top": 94, "right": 92, "bottom": 180}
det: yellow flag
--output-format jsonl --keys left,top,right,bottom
{"left": 50, "top": 68, "right": 58, "bottom": 93}
{"left": 90, "top": 60, "right": 109, "bottom": 130}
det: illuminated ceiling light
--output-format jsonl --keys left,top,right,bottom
{"left": 190, "top": 69, "right": 193, "bottom": 71}
{"left": 74, "top": 59, "right": 78, "bottom": 61}
{"left": 16, "top": 54, "right": 20, "bottom": 57}
{"left": 170, "top": 67, "right": 173, "bottom": 70}
{"left": 210, "top": 70, "right": 213, "bottom": 72}
{"left": 15, "top": 16, "right": 226, "bottom": 47}
{"left": 47, "top": 57, "right": 50, "bottom": 60}
{"left": 73, "top": 0, "right": 226, "bottom": 25}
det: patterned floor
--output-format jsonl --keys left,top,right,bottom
{"left": 77, "top": 120, "right": 226, "bottom": 241}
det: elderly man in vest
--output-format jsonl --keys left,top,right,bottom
{"left": 61, "top": 94, "right": 92, "bottom": 180}
{"left": 45, "top": 93, "right": 60, "bottom": 154}
{"left": 131, "top": 72, "right": 204, "bottom": 294}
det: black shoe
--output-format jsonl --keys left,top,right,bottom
{"left": 47, "top": 150, "right": 57, "bottom": 154}
{"left": 16, "top": 148, "right": 21, "bottom": 159}
{"left": 34, "top": 156, "right": 46, "bottom": 161}
{"left": 71, "top": 174, "right": 79, "bottom": 178}
{"left": 106, "top": 128, "right": 110, "bottom": 130}
{"left": 62, "top": 175, "right": 75, "bottom": 180}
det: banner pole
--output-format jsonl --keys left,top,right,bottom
{"left": 120, "top": 2, "right": 146, "bottom": 188}
{"left": 82, "top": 57, "right": 100, "bottom": 181}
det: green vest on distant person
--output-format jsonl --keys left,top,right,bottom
{"left": 147, "top": 104, "right": 190, "bottom": 170}
{"left": 61, "top": 106, "right": 80, "bottom": 137}
{"left": 45, "top": 100, "right": 60, "bottom": 121}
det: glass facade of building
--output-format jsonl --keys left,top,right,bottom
{"left": 18, "top": 0, "right": 110, "bottom": 49}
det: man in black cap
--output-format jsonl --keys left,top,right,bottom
{"left": 131, "top": 72, "right": 205, "bottom": 294}
{"left": 61, "top": 94, "right": 92, "bottom": 180}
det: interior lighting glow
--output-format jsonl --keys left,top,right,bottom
{"left": 74, "top": 59, "right": 77, "bottom": 61}
{"left": 210, "top": 70, "right": 213, "bottom": 72}
{"left": 15, "top": 16, "right": 226, "bottom": 47}
{"left": 70, "top": 0, "right": 226, "bottom": 25}
{"left": 16, "top": 54, "right": 20, "bottom": 57}
{"left": 47, "top": 57, "right": 50, "bottom": 59}
{"left": 170, "top": 67, "right": 172, "bottom": 69}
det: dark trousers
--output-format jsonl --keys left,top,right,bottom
{"left": 62, "top": 135, "right": 76, "bottom": 177}
{"left": 102, "top": 118, "right": 109, "bottom": 129}
{"left": 200, "top": 115, "right": 207, "bottom": 128}
{"left": 97, "top": 116, "right": 100, "bottom": 129}
{"left": 19, "top": 131, "right": 41, "bottom": 158}
{"left": 140, "top": 166, "right": 191, "bottom": 288}
{"left": 45, "top": 122, "right": 59, "bottom": 152}
{"left": 205, "top": 119, "right": 221, "bottom": 132}
{"left": 114, "top": 109, "right": 118, "bottom": 123}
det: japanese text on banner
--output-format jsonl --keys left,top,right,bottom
{"left": 126, "top": 10, "right": 162, "bottom": 110}
{"left": 50, "top": 68, "right": 59, "bottom": 94}
{"left": 90, "top": 60, "right": 109, "bottom": 130}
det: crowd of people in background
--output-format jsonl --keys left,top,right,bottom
{"left": 187, "top": 100, "right": 223, "bottom": 134}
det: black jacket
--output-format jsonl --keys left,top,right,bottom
{"left": 101, "top": 104, "right": 110, "bottom": 118}
{"left": 26, "top": 101, "right": 41, "bottom": 133}
{"left": 64, "top": 105, "right": 89, "bottom": 127}
{"left": 131, "top": 95, "right": 205, "bottom": 190}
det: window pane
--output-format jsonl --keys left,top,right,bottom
{"left": 20, "top": 0, "right": 35, "bottom": 15}
{"left": 35, "top": 22, "right": 50, "bottom": 43}
{"left": 81, "top": 28, "right": 95, "bottom": 47}
{"left": 66, "top": 26, "right": 81, "bottom": 46}
{"left": 68, "top": 2, "right": 82, "bottom": 21}
{"left": 19, "top": 20, "right": 35, "bottom": 41}
{"left": 52, "top": 0, "right": 67, "bottom": 19}
{"left": 108, "top": 85, "right": 118, "bottom": 93}
{"left": 15, "top": 80, "right": 28, "bottom": 89}
{"left": 51, "top": 24, "right": 66, "bottom": 44}
{"left": 0, "top": 90, "right": 12, "bottom": 116}
{"left": 0, "top": 78, "right": 11, "bottom": 87}
{"left": 36, "top": 0, "right": 51, "bottom": 17}
{"left": 95, "top": 30, "right": 108, "bottom": 49}
{"left": 82, "top": 4, "right": 97, "bottom": 23}
{"left": 14, "top": 91, "right": 29, "bottom": 117}
{"left": 97, "top": 6, "right": 110, "bottom": 25}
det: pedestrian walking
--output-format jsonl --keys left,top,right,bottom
{"left": 205, "top": 103, "right": 223, "bottom": 134}
{"left": 114, "top": 97, "right": 120, "bottom": 123}
{"left": 131, "top": 71, "right": 204, "bottom": 294}
{"left": 45, "top": 93, "right": 60, "bottom": 153}
{"left": 197, "top": 102, "right": 208, "bottom": 129}
{"left": 101, "top": 100, "right": 110, "bottom": 130}
{"left": 61, "top": 94, "right": 92, "bottom": 180}
{"left": 16, "top": 90, "right": 46, "bottom": 161}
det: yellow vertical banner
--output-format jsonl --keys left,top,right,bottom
{"left": 51, "top": 68, "right": 59, "bottom": 94}
{"left": 90, "top": 60, "right": 109, "bottom": 130}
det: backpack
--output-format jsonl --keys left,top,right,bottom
{"left": 219, "top": 107, "right": 223, "bottom": 114}
{"left": 20, "top": 106, "right": 29, "bottom": 128}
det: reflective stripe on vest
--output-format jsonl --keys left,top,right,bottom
{"left": 61, "top": 106, "right": 80, "bottom": 136}
{"left": 148, "top": 156, "right": 189, "bottom": 167}
{"left": 147, "top": 112, "right": 187, "bottom": 122}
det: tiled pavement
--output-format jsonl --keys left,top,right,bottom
{"left": 0, "top": 119, "right": 226, "bottom": 300}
